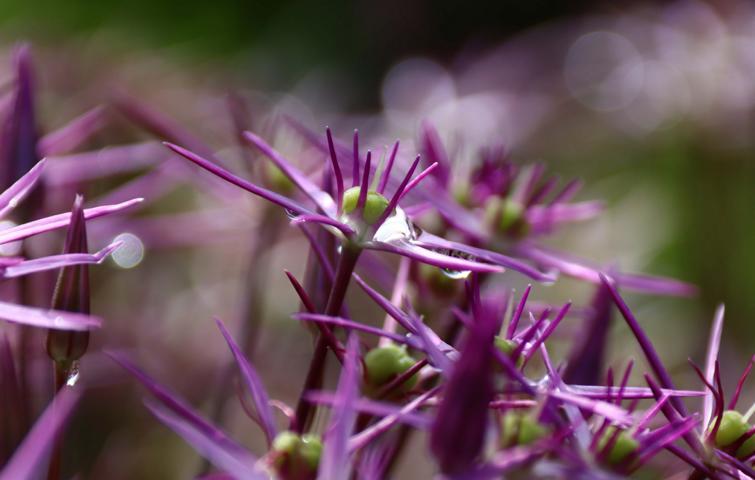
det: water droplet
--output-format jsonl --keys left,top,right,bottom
{"left": 441, "top": 268, "right": 471, "bottom": 280}
{"left": 433, "top": 248, "right": 473, "bottom": 280}
{"left": 111, "top": 233, "right": 145, "bottom": 269}
{"left": 285, "top": 209, "right": 300, "bottom": 219}
{"left": 66, "top": 362, "right": 80, "bottom": 386}
{"left": 373, "top": 207, "right": 416, "bottom": 243}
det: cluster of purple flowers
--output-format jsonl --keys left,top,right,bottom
{"left": 0, "top": 44, "right": 752, "bottom": 480}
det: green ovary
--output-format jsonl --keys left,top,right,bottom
{"left": 342, "top": 186, "right": 390, "bottom": 225}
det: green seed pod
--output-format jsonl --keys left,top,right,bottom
{"left": 498, "top": 198, "right": 530, "bottom": 237}
{"left": 597, "top": 426, "right": 639, "bottom": 465}
{"left": 711, "top": 410, "right": 750, "bottom": 448}
{"left": 736, "top": 432, "right": 755, "bottom": 459}
{"left": 500, "top": 412, "right": 548, "bottom": 448}
{"left": 364, "top": 344, "right": 417, "bottom": 395}
{"left": 265, "top": 163, "right": 295, "bottom": 195}
{"left": 342, "top": 186, "right": 390, "bottom": 225}
{"left": 494, "top": 336, "right": 524, "bottom": 369}
{"left": 271, "top": 431, "right": 323, "bottom": 479}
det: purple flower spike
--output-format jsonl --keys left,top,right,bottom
{"left": 164, "top": 142, "right": 314, "bottom": 218}
{"left": 0, "top": 44, "right": 39, "bottom": 190}
{"left": 563, "top": 283, "right": 613, "bottom": 385}
{"left": 0, "top": 301, "right": 101, "bottom": 330}
{"left": 430, "top": 295, "right": 498, "bottom": 476}
{"left": 377, "top": 140, "right": 399, "bottom": 195}
{"left": 0, "top": 158, "right": 45, "bottom": 218}
{"left": 326, "top": 127, "right": 345, "bottom": 212}
{"left": 144, "top": 400, "right": 265, "bottom": 480}
{"left": 215, "top": 317, "right": 278, "bottom": 447}
{"left": 0, "top": 197, "right": 143, "bottom": 246}
{"left": 108, "top": 352, "right": 263, "bottom": 478}
{"left": 352, "top": 129, "right": 360, "bottom": 187}
{"left": 319, "top": 335, "right": 360, "bottom": 480}
{"left": 38, "top": 105, "right": 107, "bottom": 157}
{"left": 0, "top": 388, "right": 80, "bottom": 480}
{"left": 599, "top": 273, "right": 686, "bottom": 416}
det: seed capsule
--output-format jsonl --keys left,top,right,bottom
{"left": 364, "top": 344, "right": 417, "bottom": 395}
{"left": 597, "top": 426, "right": 639, "bottom": 465}
{"left": 500, "top": 412, "right": 548, "bottom": 448}
{"left": 711, "top": 410, "right": 750, "bottom": 448}
{"left": 494, "top": 336, "right": 524, "bottom": 368}
{"left": 342, "top": 186, "right": 390, "bottom": 225}
{"left": 271, "top": 431, "right": 322, "bottom": 478}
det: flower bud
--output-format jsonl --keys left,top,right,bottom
{"left": 363, "top": 344, "right": 417, "bottom": 396}
{"left": 341, "top": 186, "right": 390, "bottom": 225}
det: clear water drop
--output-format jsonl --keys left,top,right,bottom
{"left": 441, "top": 268, "right": 472, "bottom": 280}
{"left": 66, "top": 362, "right": 80, "bottom": 387}
{"left": 433, "top": 247, "right": 473, "bottom": 280}
{"left": 373, "top": 207, "right": 415, "bottom": 243}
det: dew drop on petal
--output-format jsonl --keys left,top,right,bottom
{"left": 373, "top": 207, "right": 415, "bottom": 243}
{"left": 66, "top": 362, "right": 80, "bottom": 387}
{"left": 111, "top": 233, "right": 145, "bottom": 269}
{"left": 441, "top": 268, "right": 472, "bottom": 280}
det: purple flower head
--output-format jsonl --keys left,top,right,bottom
{"left": 162, "top": 127, "right": 597, "bottom": 279}
{"left": 430, "top": 277, "right": 499, "bottom": 475}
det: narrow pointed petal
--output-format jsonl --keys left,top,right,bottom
{"left": 515, "top": 243, "right": 696, "bottom": 296}
{"left": 366, "top": 239, "right": 502, "bottom": 274}
{"left": 430, "top": 299, "right": 498, "bottom": 475}
{"left": 291, "top": 214, "right": 355, "bottom": 237}
{"left": 703, "top": 305, "right": 725, "bottom": 428}
{"left": 326, "top": 127, "right": 344, "bottom": 210}
{"left": 0, "top": 301, "right": 100, "bottom": 330}
{"left": 413, "top": 231, "right": 555, "bottom": 282}
{"left": 305, "top": 392, "right": 430, "bottom": 429}
{"left": 0, "top": 158, "right": 45, "bottom": 218}
{"left": 349, "top": 387, "right": 437, "bottom": 453}
{"left": 44, "top": 142, "right": 164, "bottom": 186}
{"left": 294, "top": 313, "right": 410, "bottom": 346}
{"left": 107, "top": 352, "right": 249, "bottom": 456}
{"left": 419, "top": 121, "right": 450, "bottom": 187}
{"left": 377, "top": 141, "right": 399, "bottom": 195}
{"left": 145, "top": 400, "right": 265, "bottom": 480}
{"left": 3, "top": 240, "right": 122, "bottom": 278}
{"left": 563, "top": 283, "right": 613, "bottom": 385}
{"left": 0, "top": 198, "right": 143, "bottom": 245}
{"left": 0, "top": 388, "right": 80, "bottom": 480}
{"left": 164, "top": 142, "right": 315, "bottom": 218}
{"left": 243, "top": 131, "right": 337, "bottom": 215}
{"left": 373, "top": 155, "right": 420, "bottom": 228}
{"left": 38, "top": 105, "right": 107, "bottom": 156}
{"left": 214, "top": 317, "right": 277, "bottom": 446}
{"left": 113, "top": 92, "right": 219, "bottom": 161}
{"left": 600, "top": 274, "right": 687, "bottom": 417}
{"left": 0, "top": 44, "right": 39, "bottom": 189}
{"left": 318, "top": 335, "right": 360, "bottom": 480}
